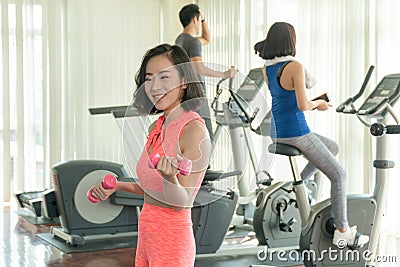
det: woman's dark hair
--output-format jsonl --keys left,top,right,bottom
{"left": 179, "top": 4, "right": 200, "bottom": 28}
{"left": 133, "top": 44, "right": 204, "bottom": 114}
{"left": 254, "top": 22, "right": 296, "bottom": 60}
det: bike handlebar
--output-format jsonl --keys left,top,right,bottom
{"left": 336, "top": 65, "right": 375, "bottom": 113}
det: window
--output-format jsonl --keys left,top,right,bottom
{"left": 1, "top": 1, "right": 44, "bottom": 200}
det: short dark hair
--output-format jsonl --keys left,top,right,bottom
{"left": 254, "top": 22, "right": 296, "bottom": 60}
{"left": 133, "top": 44, "right": 204, "bottom": 114}
{"left": 179, "top": 4, "right": 200, "bottom": 28}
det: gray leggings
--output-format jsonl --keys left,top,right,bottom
{"left": 273, "top": 132, "right": 348, "bottom": 229}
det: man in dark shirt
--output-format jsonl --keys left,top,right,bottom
{"left": 175, "top": 3, "right": 236, "bottom": 141}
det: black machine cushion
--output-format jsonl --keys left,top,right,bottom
{"left": 268, "top": 143, "right": 302, "bottom": 156}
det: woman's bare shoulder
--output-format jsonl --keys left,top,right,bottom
{"left": 181, "top": 119, "right": 208, "bottom": 140}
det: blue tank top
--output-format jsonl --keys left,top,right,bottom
{"left": 266, "top": 62, "right": 310, "bottom": 138}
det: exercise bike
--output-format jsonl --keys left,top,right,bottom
{"left": 210, "top": 68, "right": 321, "bottom": 251}
{"left": 257, "top": 66, "right": 399, "bottom": 267}
{"left": 195, "top": 69, "right": 313, "bottom": 266}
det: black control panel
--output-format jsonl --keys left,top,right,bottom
{"left": 358, "top": 74, "right": 400, "bottom": 115}
{"left": 236, "top": 68, "right": 265, "bottom": 101}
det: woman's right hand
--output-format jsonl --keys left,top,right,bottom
{"left": 315, "top": 100, "right": 332, "bottom": 111}
{"left": 89, "top": 183, "right": 116, "bottom": 201}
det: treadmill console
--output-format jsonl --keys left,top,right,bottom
{"left": 358, "top": 74, "right": 400, "bottom": 115}
{"left": 227, "top": 67, "right": 270, "bottom": 135}
{"left": 236, "top": 68, "right": 265, "bottom": 101}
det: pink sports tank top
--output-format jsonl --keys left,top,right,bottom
{"left": 136, "top": 111, "right": 205, "bottom": 192}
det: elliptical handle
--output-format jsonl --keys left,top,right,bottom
{"left": 336, "top": 65, "right": 375, "bottom": 113}
{"left": 353, "top": 65, "right": 375, "bottom": 101}
{"left": 229, "top": 89, "right": 252, "bottom": 123}
{"left": 217, "top": 77, "right": 228, "bottom": 86}
{"left": 212, "top": 78, "right": 229, "bottom": 111}
{"left": 216, "top": 77, "right": 228, "bottom": 94}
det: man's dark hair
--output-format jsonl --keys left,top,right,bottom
{"left": 179, "top": 4, "right": 200, "bottom": 28}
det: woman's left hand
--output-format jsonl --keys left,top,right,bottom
{"left": 156, "top": 156, "right": 179, "bottom": 183}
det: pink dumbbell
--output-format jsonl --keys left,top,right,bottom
{"left": 148, "top": 153, "right": 192, "bottom": 176}
{"left": 87, "top": 174, "right": 117, "bottom": 203}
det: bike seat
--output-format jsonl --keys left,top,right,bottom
{"left": 268, "top": 143, "right": 302, "bottom": 157}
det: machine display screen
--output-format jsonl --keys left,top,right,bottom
{"left": 376, "top": 78, "right": 399, "bottom": 93}
{"left": 237, "top": 68, "right": 265, "bottom": 101}
{"left": 369, "top": 77, "right": 399, "bottom": 99}
{"left": 358, "top": 76, "right": 400, "bottom": 114}
{"left": 246, "top": 68, "right": 265, "bottom": 87}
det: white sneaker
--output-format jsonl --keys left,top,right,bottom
{"left": 332, "top": 226, "right": 370, "bottom": 249}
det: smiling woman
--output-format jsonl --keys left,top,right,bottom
{"left": 89, "top": 43, "right": 211, "bottom": 267}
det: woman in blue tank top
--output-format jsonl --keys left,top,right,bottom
{"left": 254, "top": 22, "right": 369, "bottom": 248}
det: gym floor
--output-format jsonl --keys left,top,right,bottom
{"left": 1, "top": 203, "right": 306, "bottom": 267}
{"left": 0, "top": 202, "right": 136, "bottom": 267}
